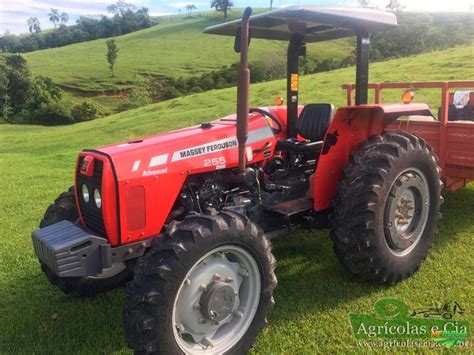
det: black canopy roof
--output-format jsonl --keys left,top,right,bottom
{"left": 204, "top": 5, "right": 397, "bottom": 42}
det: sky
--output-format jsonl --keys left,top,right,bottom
{"left": 1, "top": 0, "right": 473, "bottom": 34}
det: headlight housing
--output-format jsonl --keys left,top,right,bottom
{"left": 82, "top": 184, "right": 90, "bottom": 203}
{"left": 94, "top": 188, "right": 102, "bottom": 209}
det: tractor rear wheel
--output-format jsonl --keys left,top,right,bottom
{"left": 331, "top": 132, "right": 443, "bottom": 285}
{"left": 39, "top": 186, "right": 133, "bottom": 297}
{"left": 123, "top": 209, "right": 277, "bottom": 354}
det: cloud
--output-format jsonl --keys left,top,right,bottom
{"left": 347, "top": 0, "right": 474, "bottom": 11}
{"left": 149, "top": 11, "right": 172, "bottom": 17}
{"left": 1, "top": 1, "right": 107, "bottom": 33}
{"left": 1, "top": 1, "right": 107, "bottom": 16}
{"left": 167, "top": 2, "right": 208, "bottom": 9}
{"left": 2, "top": 0, "right": 473, "bottom": 34}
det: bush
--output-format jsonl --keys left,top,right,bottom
{"left": 119, "top": 76, "right": 153, "bottom": 110}
{"left": 162, "top": 86, "right": 181, "bottom": 100}
{"left": 0, "top": 54, "right": 78, "bottom": 125}
{"left": 71, "top": 100, "right": 106, "bottom": 122}
{"left": 28, "top": 76, "right": 63, "bottom": 109}
{"left": 27, "top": 99, "right": 74, "bottom": 126}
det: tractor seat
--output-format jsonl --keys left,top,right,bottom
{"left": 277, "top": 103, "right": 334, "bottom": 155}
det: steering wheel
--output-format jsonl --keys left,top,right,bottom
{"left": 249, "top": 108, "right": 283, "bottom": 134}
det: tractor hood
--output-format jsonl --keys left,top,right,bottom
{"left": 89, "top": 111, "right": 278, "bottom": 182}
{"left": 77, "top": 109, "right": 280, "bottom": 244}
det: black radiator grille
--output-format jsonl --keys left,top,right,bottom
{"left": 77, "top": 157, "right": 107, "bottom": 237}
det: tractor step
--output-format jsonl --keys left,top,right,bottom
{"left": 265, "top": 197, "right": 313, "bottom": 217}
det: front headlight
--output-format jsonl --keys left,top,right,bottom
{"left": 94, "top": 189, "right": 102, "bottom": 209}
{"left": 82, "top": 184, "right": 90, "bottom": 203}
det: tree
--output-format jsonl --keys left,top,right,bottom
{"left": 386, "top": 0, "right": 406, "bottom": 12}
{"left": 270, "top": 0, "right": 274, "bottom": 11}
{"left": 48, "top": 9, "right": 60, "bottom": 28}
{"left": 76, "top": 16, "right": 101, "bottom": 40}
{"left": 107, "top": 1, "right": 136, "bottom": 15}
{"left": 357, "top": 0, "right": 372, "bottom": 7}
{"left": 18, "top": 34, "right": 40, "bottom": 51}
{"left": 4, "top": 55, "right": 32, "bottom": 117}
{"left": 60, "top": 12, "right": 69, "bottom": 24}
{"left": 0, "top": 64, "right": 11, "bottom": 122}
{"left": 0, "top": 31, "right": 20, "bottom": 52}
{"left": 0, "top": 55, "right": 106, "bottom": 125}
{"left": 106, "top": 39, "right": 119, "bottom": 76}
{"left": 185, "top": 4, "right": 197, "bottom": 17}
{"left": 2, "top": 5, "right": 157, "bottom": 53}
{"left": 211, "top": 0, "right": 233, "bottom": 19}
{"left": 136, "top": 7, "right": 152, "bottom": 28}
{"left": 27, "top": 17, "right": 41, "bottom": 34}
{"left": 71, "top": 28, "right": 89, "bottom": 43}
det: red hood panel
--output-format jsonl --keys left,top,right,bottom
{"left": 95, "top": 111, "right": 279, "bottom": 181}
{"left": 83, "top": 108, "right": 283, "bottom": 244}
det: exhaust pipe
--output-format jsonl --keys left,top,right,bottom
{"left": 236, "top": 7, "right": 252, "bottom": 175}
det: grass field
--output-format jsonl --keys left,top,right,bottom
{"left": 1, "top": 45, "right": 473, "bottom": 354}
{"left": 23, "top": 13, "right": 350, "bottom": 112}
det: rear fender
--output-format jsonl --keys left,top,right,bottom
{"left": 313, "top": 104, "right": 432, "bottom": 211}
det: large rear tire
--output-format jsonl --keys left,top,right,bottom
{"left": 331, "top": 132, "right": 443, "bottom": 285}
{"left": 39, "top": 186, "right": 133, "bottom": 297}
{"left": 123, "top": 209, "right": 277, "bottom": 354}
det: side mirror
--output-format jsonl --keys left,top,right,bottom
{"left": 234, "top": 28, "right": 242, "bottom": 53}
{"left": 234, "top": 7, "right": 253, "bottom": 53}
{"left": 234, "top": 28, "right": 252, "bottom": 53}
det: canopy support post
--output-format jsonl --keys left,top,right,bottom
{"left": 355, "top": 32, "right": 370, "bottom": 106}
{"left": 236, "top": 7, "right": 252, "bottom": 175}
{"left": 287, "top": 33, "right": 306, "bottom": 139}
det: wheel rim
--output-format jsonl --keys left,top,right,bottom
{"left": 384, "top": 168, "right": 431, "bottom": 256}
{"left": 172, "top": 245, "right": 261, "bottom": 353}
{"left": 89, "top": 262, "right": 126, "bottom": 279}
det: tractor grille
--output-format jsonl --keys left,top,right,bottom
{"left": 77, "top": 157, "right": 107, "bottom": 237}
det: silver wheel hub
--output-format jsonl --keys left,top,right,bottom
{"left": 395, "top": 192, "right": 415, "bottom": 234}
{"left": 172, "top": 245, "right": 261, "bottom": 353}
{"left": 199, "top": 280, "right": 236, "bottom": 321}
{"left": 384, "top": 168, "right": 430, "bottom": 256}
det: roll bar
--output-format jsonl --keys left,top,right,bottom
{"left": 231, "top": 6, "right": 391, "bottom": 170}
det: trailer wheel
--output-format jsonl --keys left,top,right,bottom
{"left": 123, "top": 209, "right": 277, "bottom": 354}
{"left": 331, "top": 132, "right": 443, "bottom": 285}
{"left": 442, "top": 312, "right": 453, "bottom": 320}
{"left": 39, "top": 187, "right": 133, "bottom": 297}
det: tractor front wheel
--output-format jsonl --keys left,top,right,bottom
{"left": 39, "top": 187, "right": 133, "bottom": 297}
{"left": 331, "top": 132, "right": 443, "bottom": 285}
{"left": 123, "top": 209, "right": 277, "bottom": 354}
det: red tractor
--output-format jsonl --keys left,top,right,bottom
{"left": 32, "top": 6, "right": 474, "bottom": 354}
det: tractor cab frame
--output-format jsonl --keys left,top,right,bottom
{"left": 204, "top": 5, "right": 399, "bottom": 169}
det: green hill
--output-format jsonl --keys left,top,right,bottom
{"left": 24, "top": 14, "right": 350, "bottom": 111}
{"left": 1, "top": 45, "right": 473, "bottom": 354}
